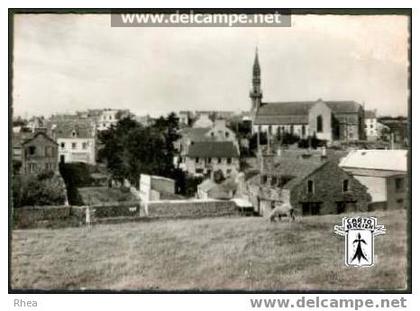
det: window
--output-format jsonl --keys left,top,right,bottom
{"left": 290, "top": 125, "right": 294, "bottom": 133}
{"left": 395, "top": 178, "right": 404, "bottom": 192}
{"left": 307, "top": 180, "right": 314, "bottom": 194}
{"left": 82, "top": 142, "right": 88, "bottom": 150}
{"left": 72, "top": 130, "right": 77, "bottom": 137}
{"left": 302, "top": 125, "right": 306, "bottom": 136}
{"left": 342, "top": 179, "right": 349, "bottom": 192}
{"left": 210, "top": 132, "right": 214, "bottom": 137}
{"left": 28, "top": 146, "right": 36, "bottom": 156}
{"left": 29, "top": 163, "right": 37, "bottom": 173}
{"left": 195, "top": 157, "right": 199, "bottom": 163}
{"left": 72, "top": 142, "right": 77, "bottom": 149}
{"left": 225, "top": 132, "right": 230, "bottom": 138}
{"left": 316, "top": 115, "right": 323, "bottom": 133}
{"left": 207, "top": 157, "right": 212, "bottom": 164}
{"left": 217, "top": 158, "right": 221, "bottom": 164}
{"left": 227, "top": 158, "right": 232, "bottom": 164}
{"left": 261, "top": 175, "right": 268, "bottom": 184}
{"left": 195, "top": 168, "right": 204, "bottom": 174}
{"left": 268, "top": 125, "right": 272, "bottom": 135}
{"left": 61, "top": 142, "right": 65, "bottom": 148}
{"left": 271, "top": 176, "right": 277, "bottom": 186}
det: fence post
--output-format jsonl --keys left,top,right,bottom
{"left": 86, "top": 206, "right": 96, "bottom": 225}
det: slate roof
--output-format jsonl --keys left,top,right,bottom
{"left": 22, "top": 131, "right": 58, "bottom": 146}
{"left": 254, "top": 100, "right": 362, "bottom": 125}
{"left": 53, "top": 120, "right": 94, "bottom": 139}
{"left": 179, "top": 127, "right": 211, "bottom": 142}
{"left": 249, "top": 156, "right": 329, "bottom": 190}
{"left": 187, "top": 141, "right": 239, "bottom": 158}
{"left": 339, "top": 149, "right": 407, "bottom": 173}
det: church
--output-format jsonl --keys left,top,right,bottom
{"left": 250, "top": 49, "right": 365, "bottom": 143}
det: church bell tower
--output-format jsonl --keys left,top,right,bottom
{"left": 250, "top": 47, "right": 263, "bottom": 115}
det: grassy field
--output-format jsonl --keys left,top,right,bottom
{"left": 11, "top": 210, "right": 408, "bottom": 291}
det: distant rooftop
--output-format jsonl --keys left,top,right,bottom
{"left": 339, "top": 149, "right": 407, "bottom": 172}
{"left": 187, "top": 141, "right": 239, "bottom": 158}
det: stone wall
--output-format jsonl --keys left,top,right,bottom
{"left": 13, "top": 205, "right": 75, "bottom": 228}
{"left": 145, "top": 199, "right": 238, "bottom": 218}
{"left": 290, "top": 161, "right": 371, "bottom": 215}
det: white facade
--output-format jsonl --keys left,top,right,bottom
{"left": 183, "top": 157, "right": 239, "bottom": 177}
{"left": 252, "top": 124, "right": 308, "bottom": 138}
{"left": 97, "top": 110, "right": 120, "bottom": 131}
{"left": 365, "top": 117, "right": 378, "bottom": 141}
{"left": 57, "top": 137, "right": 96, "bottom": 165}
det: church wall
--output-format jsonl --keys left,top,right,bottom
{"left": 308, "top": 101, "right": 332, "bottom": 141}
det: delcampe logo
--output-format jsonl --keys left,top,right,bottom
{"left": 334, "top": 216, "right": 386, "bottom": 267}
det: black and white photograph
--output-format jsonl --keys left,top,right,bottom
{"left": 9, "top": 9, "right": 410, "bottom": 295}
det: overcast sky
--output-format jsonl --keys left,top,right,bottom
{"left": 13, "top": 13, "right": 409, "bottom": 118}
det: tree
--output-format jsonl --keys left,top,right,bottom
{"left": 98, "top": 113, "right": 181, "bottom": 187}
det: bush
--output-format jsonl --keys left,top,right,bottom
{"left": 185, "top": 176, "right": 204, "bottom": 197}
{"left": 277, "top": 132, "right": 301, "bottom": 145}
{"left": 12, "top": 173, "right": 67, "bottom": 208}
{"left": 298, "top": 134, "right": 327, "bottom": 149}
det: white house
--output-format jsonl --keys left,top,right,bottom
{"left": 97, "top": 109, "right": 130, "bottom": 131}
{"left": 339, "top": 149, "right": 407, "bottom": 210}
{"left": 52, "top": 120, "right": 96, "bottom": 165}
{"left": 365, "top": 110, "right": 378, "bottom": 141}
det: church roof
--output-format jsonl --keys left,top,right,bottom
{"left": 254, "top": 100, "right": 362, "bottom": 125}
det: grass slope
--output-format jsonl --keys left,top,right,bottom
{"left": 11, "top": 210, "right": 407, "bottom": 291}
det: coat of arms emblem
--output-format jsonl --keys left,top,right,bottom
{"left": 334, "top": 216, "right": 386, "bottom": 267}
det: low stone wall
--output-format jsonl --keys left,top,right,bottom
{"left": 13, "top": 205, "right": 75, "bottom": 229}
{"left": 90, "top": 201, "right": 140, "bottom": 219}
{"left": 145, "top": 199, "right": 238, "bottom": 218}
{"left": 13, "top": 200, "right": 239, "bottom": 229}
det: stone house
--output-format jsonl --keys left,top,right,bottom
{"left": 247, "top": 154, "right": 371, "bottom": 217}
{"left": 20, "top": 131, "right": 59, "bottom": 175}
{"left": 339, "top": 149, "right": 407, "bottom": 210}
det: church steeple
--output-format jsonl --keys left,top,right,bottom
{"left": 250, "top": 47, "right": 262, "bottom": 113}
